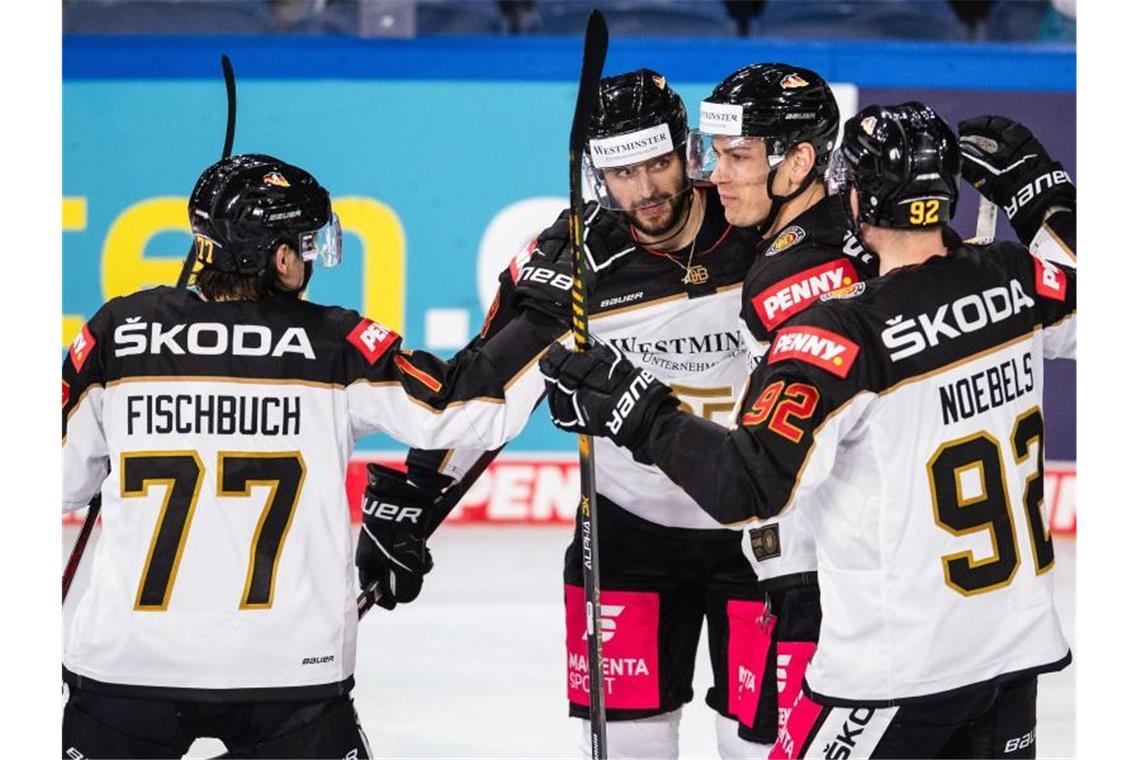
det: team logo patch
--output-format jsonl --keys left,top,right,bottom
{"left": 347, "top": 318, "right": 399, "bottom": 365}
{"left": 764, "top": 225, "right": 806, "bottom": 257}
{"left": 861, "top": 116, "right": 878, "bottom": 135}
{"left": 752, "top": 259, "right": 859, "bottom": 331}
{"left": 263, "top": 172, "right": 290, "bottom": 188}
{"left": 62, "top": 380, "right": 70, "bottom": 407}
{"left": 1033, "top": 255, "right": 1068, "bottom": 302}
{"left": 69, "top": 323, "right": 96, "bottom": 373}
{"left": 749, "top": 525, "right": 781, "bottom": 561}
{"left": 652, "top": 74, "right": 667, "bottom": 90}
{"left": 780, "top": 73, "right": 809, "bottom": 89}
{"left": 820, "top": 281, "right": 866, "bottom": 301}
{"left": 769, "top": 325, "right": 860, "bottom": 379}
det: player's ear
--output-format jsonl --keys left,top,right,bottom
{"left": 273, "top": 243, "right": 294, "bottom": 277}
{"left": 790, "top": 142, "right": 816, "bottom": 183}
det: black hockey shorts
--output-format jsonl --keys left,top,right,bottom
{"left": 562, "top": 498, "right": 766, "bottom": 724}
{"left": 772, "top": 675, "right": 1039, "bottom": 759}
{"left": 62, "top": 687, "right": 372, "bottom": 759}
{"left": 737, "top": 576, "right": 823, "bottom": 746}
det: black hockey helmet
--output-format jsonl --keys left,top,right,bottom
{"left": 692, "top": 63, "right": 839, "bottom": 180}
{"left": 584, "top": 69, "right": 691, "bottom": 212}
{"left": 589, "top": 68, "right": 688, "bottom": 151}
{"left": 831, "top": 102, "right": 961, "bottom": 228}
{"left": 188, "top": 153, "right": 341, "bottom": 276}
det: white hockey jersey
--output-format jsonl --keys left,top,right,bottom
{"left": 634, "top": 238, "right": 1076, "bottom": 703}
{"left": 62, "top": 287, "right": 549, "bottom": 698}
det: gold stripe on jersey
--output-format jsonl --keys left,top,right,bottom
{"left": 105, "top": 375, "right": 346, "bottom": 390}
{"left": 216, "top": 451, "right": 307, "bottom": 611}
{"left": 121, "top": 450, "right": 206, "bottom": 612}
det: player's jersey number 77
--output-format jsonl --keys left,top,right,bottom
{"left": 121, "top": 450, "right": 306, "bottom": 611}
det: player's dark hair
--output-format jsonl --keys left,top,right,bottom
{"left": 192, "top": 240, "right": 293, "bottom": 301}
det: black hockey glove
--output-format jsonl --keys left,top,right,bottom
{"left": 958, "top": 115, "right": 1075, "bottom": 244}
{"left": 539, "top": 340, "right": 678, "bottom": 451}
{"left": 356, "top": 464, "right": 439, "bottom": 611}
{"left": 512, "top": 202, "right": 637, "bottom": 318}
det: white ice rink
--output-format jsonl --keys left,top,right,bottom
{"left": 64, "top": 526, "right": 1076, "bottom": 759}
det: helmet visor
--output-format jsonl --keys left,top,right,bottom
{"left": 825, "top": 147, "right": 855, "bottom": 197}
{"left": 298, "top": 213, "right": 342, "bottom": 268}
{"left": 686, "top": 131, "right": 775, "bottom": 183}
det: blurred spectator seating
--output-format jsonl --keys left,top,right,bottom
{"left": 533, "top": 1, "right": 736, "bottom": 37}
{"left": 751, "top": 0, "right": 969, "bottom": 41}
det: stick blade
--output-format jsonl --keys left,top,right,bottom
{"left": 569, "top": 10, "right": 609, "bottom": 154}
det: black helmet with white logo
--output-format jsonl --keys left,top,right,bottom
{"left": 693, "top": 63, "right": 839, "bottom": 180}
{"left": 584, "top": 69, "right": 690, "bottom": 211}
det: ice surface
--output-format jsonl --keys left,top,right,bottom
{"left": 63, "top": 526, "right": 1076, "bottom": 759}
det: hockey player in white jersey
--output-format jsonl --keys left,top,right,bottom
{"left": 541, "top": 102, "right": 1075, "bottom": 759}
{"left": 61, "top": 154, "right": 555, "bottom": 758}
{"left": 362, "top": 70, "right": 772, "bottom": 758}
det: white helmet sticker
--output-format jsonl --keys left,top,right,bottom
{"left": 699, "top": 101, "right": 744, "bottom": 136}
{"left": 587, "top": 123, "right": 674, "bottom": 169}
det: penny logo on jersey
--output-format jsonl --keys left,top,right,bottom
{"left": 347, "top": 318, "right": 399, "bottom": 365}
{"left": 1033, "top": 255, "right": 1068, "bottom": 301}
{"left": 69, "top": 323, "right": 97, "bottom": 372}
{"left": 753, "top": 259, "right": 860, "bottom": 331}
{"left": 768, "top": 326, "right": 860, "bottom": 379}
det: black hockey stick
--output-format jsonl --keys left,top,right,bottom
{"left": 62, "top": 54, "right": 238, "bottom": 605}
{"left": 569, "top": 12, "right": 609, "bottom": 760}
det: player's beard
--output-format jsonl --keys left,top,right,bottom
{"left": 626, "top": 190, "right": 690, "bottom": 237}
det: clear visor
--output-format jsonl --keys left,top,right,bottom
{"left": 582, "top": 150, "right": 690, "bottom": 212}
{"left": 824, "top": 148, "right": 855, "bottom": 197}
{"left": 685, "top": 131, "right": 781, "bottom": 183}
{"left": 298, "top": 212, "right": 342, "bottom": 268}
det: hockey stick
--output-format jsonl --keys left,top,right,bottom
{"left": 62, "top": 54, "right": 238, "bottom": 604}
{"left": 569, "top": 12, "right": 609, "bottom": 760}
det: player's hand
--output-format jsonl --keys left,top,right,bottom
{"left": 539, "top": 340, "right": 677, "bottom": 450}
{"left": 512, "top": 202, "right": 636, "bottom": 316}
{"left": 356, "top": 464, "right": 437, "bottom": 611}
{"left": 958, "top": 115, "right": 1075, "bottom": 244}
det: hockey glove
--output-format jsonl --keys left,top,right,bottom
{"left": 512, "top": 202, "right": 637, "bottom": 318}
{"left": 356, "top": 464, "right": 438, "bottom": 611}
{"left": 539, "top": 340, "right": 678, "bottom": 451}
{"left": 958, "top": 115, "right": 1075, "bottom": 244}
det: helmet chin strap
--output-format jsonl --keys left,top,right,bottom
{"left": 754, "top": 161, "right": 815, "bottom": 238}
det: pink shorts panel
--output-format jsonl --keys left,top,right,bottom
{"left": 565, "top": 584, "right": 661, "bottom": 710}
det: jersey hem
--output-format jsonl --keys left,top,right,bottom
{"left": 63, "top": 667, "right": 356, "bottom": 703}
{"left": 801, "top": 649, "right": 1071, "bottom": 708}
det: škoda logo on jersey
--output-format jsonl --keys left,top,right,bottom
{"left": 880, "top": 280, "right": 1035, "bottom": 362}
{"left": 348, "top": 318, "right": 399, "bottom": 365}
{"left": 753, "top": 259, "right": 860, "bottom": 331}
{"left": 769, "top": 326, "right": 859, "bottom": 379}
{"left": 114, "top": 319, "right": 316, "bottom": 359}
